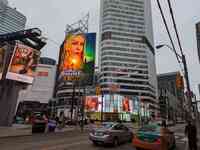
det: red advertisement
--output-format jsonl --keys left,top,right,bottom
{"left": 6, "top": 43, "right": 40, "bottom": 84}
{"left": 122, "top": 97, "right": 130, "bottom": 112}
{"left": 85, "top": 96, "right": 99, "bottom": 112}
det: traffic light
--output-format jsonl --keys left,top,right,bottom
{"left": 176, "top": 72, "right": 184, "bottom": 89}
{"left": 96, "top": 85, "right": 101, "bottom": 96}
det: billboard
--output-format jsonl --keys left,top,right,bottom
{"left": 85, "top": 96, "right": 99, "bottom": 112}
{"left": 122, "top": 96, "right": 130, "bottom": 112}
{"left": 58, "top": 33, "right": 96, "bottom": 84}
{"left": 6, "top": 43, "right": 40, "bottom": 84}
{"left": 0, "top": 46, "right": 5, "bottom": 80}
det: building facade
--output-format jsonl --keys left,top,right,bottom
{"left": 0, "top": 1, "right": 26, "bottom": 34}
{"left": 157, "top": 72, "right": 185, "bottom": 121}
{"left": 99, "top": 0, "right": 158, "bottom": 116}
{"left": 16, "top": 57, "right": 57, "bottom": 108}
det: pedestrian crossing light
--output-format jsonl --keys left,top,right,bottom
{"left": 176, "top": 72, "right": 184, "bottom": 89}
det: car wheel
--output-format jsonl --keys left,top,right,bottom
{"left": 113, "top": 137, "right": 119, "bottom": 147}
{"left": 128, "top": 134, "right": 133, "bottom": 143}
{"left": 170, "top": 139, "right": 176, "bottom": 150}
{"left": 92, "top": 141, "right": 99, "bottom": 146}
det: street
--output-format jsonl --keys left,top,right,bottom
{"left": 0, "top": 124, "right": 193, "bottom": 150}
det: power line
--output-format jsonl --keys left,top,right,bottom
{"left": 167, "top": 0, "right": 184, "bottom": 55}
{"left": 156, "top": 0, "right": 181, "bottom": 64}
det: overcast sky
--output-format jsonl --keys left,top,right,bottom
{"left": 8, "top": 0, "right": 200, "bottom": 98}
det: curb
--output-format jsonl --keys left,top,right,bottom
{"left": 0, "top": 127, "right": 90, "bottom": 139}
{"left": 0, "top": 133, "right": 32, "bottom": 139}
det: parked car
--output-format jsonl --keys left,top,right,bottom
{"left": 132, "top": 124, "right": 176, "bottom": 150}
{"left": 32, "top": 112, "right": 48, "bottom": 133}
{"left": 89, "top": 122, "right": 133, "bottom": 146}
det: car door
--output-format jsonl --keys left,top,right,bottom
{"left": 122, "top": 125, "right": 132, "bottom": 142}
{"left": 112, "top": 124, "right": 126, "bottom": 143}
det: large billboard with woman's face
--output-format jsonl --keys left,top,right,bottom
{"left": 122, "top": 96, "right": 131, "bottom": 112}
{"left": 85, "top": 96, "right": 99, "bottom": 112}
{"left": 58, "top": 33, "right": 96, "bottom": 84}
{"left": 6, "top": 43, "right": 41, "bottom": 84}
{"left": 0, "top": 46, "right": 5, "bottom": 80}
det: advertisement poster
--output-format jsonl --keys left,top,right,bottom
{"left": 85, "top": 96, "right": 99, "bottom": 112}
{"left": 0, "top": 47, "right": 5, "bottom": 80}
{"left": 6, "top": 43, "right": 40, "bottom": 84}
{"left": 58, "top": 33, "right": 96, "bottom": 84}
{"left": 122, "top": 96, "right": 130, "bottom": 112}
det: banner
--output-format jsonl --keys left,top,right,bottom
{"left": 85, "top": 96, "right": 99, "bottom": 112}
{"left": 6, "top": 43, "right": 40, "bottom": 84}
{"left": 58, "top": 33, "right": 96, "bottom": 85}
{"left": 122, "top": 96, "right": 130, "bottom": 112}
{"left": 0, "top": 46, "right": 5, "bottom": 80}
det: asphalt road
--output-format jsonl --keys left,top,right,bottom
{"left": 0, "top": 124, "right": 194, "bottom": 150}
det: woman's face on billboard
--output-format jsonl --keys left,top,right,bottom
{"left": 71, "top": 35, "right": 85, "bottom": 55}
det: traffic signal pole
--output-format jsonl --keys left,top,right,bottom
{"left": 182, "top": 54, "right": 193, "bottom": 117}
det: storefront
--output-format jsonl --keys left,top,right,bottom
{"left": 85, "top": 94, "right": 151, "bottom": 122}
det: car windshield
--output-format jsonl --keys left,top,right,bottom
{"left": 101, "top": 123, "right": 114, "bottom": 129}
{"left": 139, "top": 124, "right": 160, "bottom": 132}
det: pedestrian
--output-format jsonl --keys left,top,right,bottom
{"left": 185, "top": 120, "right": 198, "bottom": 150}
{"left": 160, "top": 120, "right": 170, "bottom": 150}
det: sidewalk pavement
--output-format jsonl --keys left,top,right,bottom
{"left": 0, "top": 124, "right": 81, "bottom": 139}
{"left": 0, "top": 124, "right": 32, "bottom": 138}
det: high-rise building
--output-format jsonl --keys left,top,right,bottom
{"left": 157, "top": 72, "right": 185, "bottom": 120}
{"left": 0, "top": 1, "right": 26, "bottom": 34}
{"left": 99, "top": 0, "right": 158, "bottom": 114}
{"left": 0, "top": 0, "right": 8, "bottom": 5}
{"left": 196, "top": 22, "right": 200, "bottom": 63}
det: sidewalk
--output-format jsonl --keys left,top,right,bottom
{"left": 0, "top": 124, "right": 82, "bottom": 139}
{"left": 0, "top": 124, "right": 32, "bottom": 138}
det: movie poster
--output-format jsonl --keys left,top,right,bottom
{"left": 58, "top": 33, "right": 96, "bottom": 84}
{"left": 6, "top": 43, "right": 40, "bottom": 84}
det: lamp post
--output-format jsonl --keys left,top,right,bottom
{"left": 156, "top": 44, "right": 193, "bottom": 120}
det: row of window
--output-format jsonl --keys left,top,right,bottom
{"left": 101, "top": 73, "right": 148, "bottom": 80}
{"left": 101, "top": 62, "right": 148, "bottom": 68}
{"left": 102, "top": 26, "right": 145, "bottom": 34}
{"left": 101, "top": 57, "right": 147, "bottom": 64}
{"left": 103, "top": 8, "right": 144, "bottom": 18}
{"left": 101, "top": 46, "right": 146, "bottom": 54}
{"left": 103, "top": 3, "right": 144, "bottom": 13}
{"left": 100, "top": 64, "right": 148, "bottom": 70}
{"left": 120, "top": 0, "right": 144, "bottom": 5}
{"left": 103, "top": 11, "right": 144, "bottom": 22}
{"left": 103, "top": 17, "right": 144, "bottom": 27}
{"left": 101, "top": 51, "right": 146, "bottom": 58}
{"left": 101, "top": 41, "right": 146, "bottom": 49}
{"left": 107, "top": 31, "right": 144, "bottom": 39}
{"left": 100, "top": 78, "right": 149, "bottom": 85}
{"left": 101, "top": 84, "right": 151, "bottom": 92}
{"left": 105, "top": 0, "right": 144, "bottom": 9}
{"left": 101, "top": 68, "right": 148, "bottom": 74}
{"left": 110, "top": 36, "right": 144, "bottom": 43}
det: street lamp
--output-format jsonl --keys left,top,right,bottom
{"left": 156, "top": 44, "right": 193, "bottom": 119}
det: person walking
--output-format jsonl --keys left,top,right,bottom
{"left": 160, "top": 120, "right": 170, "bottom": 150}
{"left": 185, "top": 120, "right": 198, "bottom": 150}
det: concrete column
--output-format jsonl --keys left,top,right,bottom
{"left": 0, "top": 80, "right": 21, "bottom": 126}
